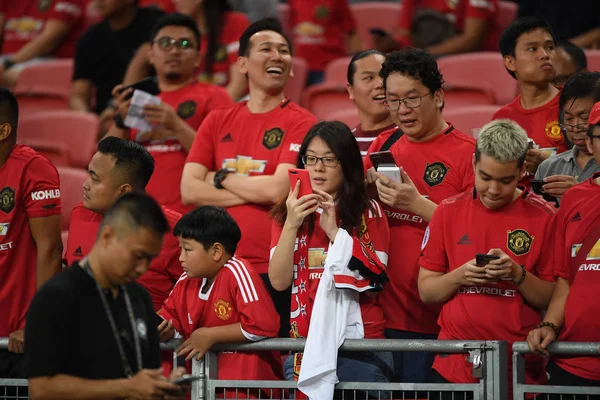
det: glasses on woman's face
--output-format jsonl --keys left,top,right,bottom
{"left": 302, "top": 155, "right": 340, "bottom": 168}
{"left": 559, "top": 122, "right": 588, "bottom": 132}
{"left": 383, "top": 92, "right": 431, "bottom": 111}
{"left": 154, "top": 36, "right": 197, "bottom": 51}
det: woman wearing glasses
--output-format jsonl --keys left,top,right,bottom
{"left": 269, "top": 121, "right": 394, "bottom": 395}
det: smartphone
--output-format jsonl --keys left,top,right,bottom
{"left": 377, "top": 165, "right": 402, "bottom": 182}
{"left": 531, "top": 180, "right": 559, "bottom": 204}
{"left": 119, "top": 77, "right": 160, "bottom": 99}
{"left": 369, "top": 151, "right": 396, "bottom": 170}
{"left": 369, "top": 28, "right": 389, "bottom": 37}
{"left": 475, "top": 254, "right": 500, "bottom": 267}
{"left": 288, "top": 168, "right": 313, "bottom": 197}
{"left": 173, "top": 375, "right": 202, "bottom": 385}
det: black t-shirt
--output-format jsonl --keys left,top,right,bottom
{"left": 25, "top": 264, "right": 161, "bottom": 380}
{"left": 73, "top": 7, "right": 164, "bottom": 114}
{"left": 518, "top": 0, "right": 600, "bottom": 41}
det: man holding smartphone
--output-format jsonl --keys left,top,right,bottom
{"left": 107, "top": 14, "right": 232, "bottom": 214}
{"left": 418, "top": 119, "right": 556, "bottom": 397}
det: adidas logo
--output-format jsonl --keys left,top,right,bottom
{"left": 571, "top": 212, "right": 581, "bottom": 222}
{"left": 73, "top": 246, "right": 83, "bottom": 257}
{"left": 221, "top": 133, "right": 233, "bottom": 142}
{"left": 457, "top": 234, "right": 471, "bottom": 245}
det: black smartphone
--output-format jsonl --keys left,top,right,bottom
{"left": 369, "top": 28, "right": 389, "bottom": 37}
{"left": 475, "top": 254, "right": 500, "bottom": 267}
{"left": 369, "top": 150, "right": 396, "bottom": 170}
{"left": 119, "top": 77, "right": 160, "bottom": 99}
{"left": 173, "top": 375, "right": 202, "bottom": 385}
{"left": 531, "top": 180, "right": 559, "bottom": 204}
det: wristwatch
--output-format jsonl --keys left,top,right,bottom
{"left": 3, "top": 58, "right": 15, "bottom": 70}
{"left": 214, "top": 168, "right": 231, "bottom": 189}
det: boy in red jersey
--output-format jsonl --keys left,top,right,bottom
{"left": 527, "top": 102, "right": 600, "bottom": 394}
{"left": 0, "top": 88, "right": 63, "bottom": 380}
{"left": 182, "top": 18, "right": 316, "bottom": 337}
{"left": 158, "top": 206, "right": 282, "bottom": 397}
{"left": 494, "top": 17, "right": 567, "bottom": 177}
{"left": 108, "top": 14, "right": 232, "bottom": 214}
{"left": 419, "top": 119, "right": 556, "bottom": 398}
{"left": 364, "top": 48, "right": 476, "bottom": 384}
{"left": 65, "top": 136, "right": 181, "bottom": 311}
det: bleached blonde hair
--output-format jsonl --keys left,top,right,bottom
{"left": 475, "top": 119, "right": 529, "bottom": 166}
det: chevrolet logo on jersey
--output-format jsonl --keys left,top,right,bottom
{"left": 308, "top": 248, "right": 327, "bottom": 269}
{"left": 222, "top": 156, "right": 266, "bottom": 176}
{"left": 0, "top": 223, "right": 8, "bottom": 236}
{"left": 507, "top": 229, "right": 534, "bottom": 256}
{"left": 572, "top": 239, "right": 600, "bottom": 261}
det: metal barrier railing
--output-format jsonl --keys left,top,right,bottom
{"left": 203, "top": 339, "right": 508, "bottom": 400}
{"left": 512, "top": 341, "right": 600, "bottom": 399}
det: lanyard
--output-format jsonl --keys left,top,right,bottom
{"left": 83, "top": 259, "right": 142, "bottom": 378}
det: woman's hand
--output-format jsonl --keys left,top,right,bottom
{"left": 315, "top": 189, "right": 338, "bottom": 242}
{"left": 284, "top": 181, "right": 319, "bottom": 230}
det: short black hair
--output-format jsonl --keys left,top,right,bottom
{"left": 557, "top": 40, "right": 587, "bottom": 71}
{"left": 238, "top": 17, "right": 292, "bottom": 57}
{"left": 0, "top": 88, "right": 19, "bottom": 140}
{"left": 499, "top": 17, "right": 556, "bottom": 79}
{"left": 174, "top": 206, "right": 241, "bottom": 255}
{"left": 100, "top": 192, "right": 169, "bottom": 237}
{"left": 97, "top": 136, "right": 155, "bottom": 190}
{"left": 149, "top": 13, "right": 201, "bottom": 49}
{"left": 347, "top": 49, "right": 385, "bottom": 85}
{"left": 559, "top": 71, "right": 600, "bottom": 109}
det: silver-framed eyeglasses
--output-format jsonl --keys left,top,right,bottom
{"left": 153, "top": 36, "right": 197, "bottom": 51}
{"left": 384, "top": 92, "right": 431, "bottom": 110}
{"left": 302, "top": 155, "right": 340, "bottom": 167}
{"left": 559, "top": 122, "right": 588, "bottom": 132}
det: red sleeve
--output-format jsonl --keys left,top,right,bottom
{"left": 224, "top": 13, "right": 250, "bottom": 66}
{"left": 158, "top": 274, "right": 187, "bottom": 334}
{"left": 534, "top": 213, "right": 557, "bottom": 282}
{"left": 418, "top": 203, "right": 449, "bottom": 273}
{"left": 464, "top": 0, "right": 496, "bottom": 20}
{"left": 207, "top": 87, "right": 234, "bottom": 113}
{"left": 338, "top": 0, "right": 357, "bottom": 34}
{"left": 228, "top": 260, "right": 279, "bottom": 339}
{"left": 48, "top": 0, "right": 84, "bottom": 25}
{"left": 186, "top": 110, "right": 217, "bottom": 169}
{"left": 365, "top": 200, "right": 390, "bottom": 266}
{"left": 269, "top": 220, "right": 284, "bottom": 256}
{"left": 398, "top": 0, "right": 416, "bottom": 30}
{"left": 22, "top": 157, "right": 62, "bottom": 218}
{"left": 553, "top": 209, "right": 570, "bottom": 280}
{"left": 278, "top": 113, "right": 316, "bottom": 165}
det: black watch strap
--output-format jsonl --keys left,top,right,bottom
{"left": 214, "top": 168, "right": 230, "bottom": 189}
{"left": 3, "top": 59, "right": 15, "bottom": 70}
{"left": 113, "top": 112, "right": 126, "bottom": 129}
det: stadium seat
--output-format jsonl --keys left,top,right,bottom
{"left": 350, "top": 2, "right": 402, "bottom": 49}
{"left": 327, "top": 108, "right": 360, "bottom": 129}
{"left": 18, "top": 111, "right": 99, "bottom": 169}
{"left": 437, "top": 52, "right": 517, "bottom": 105}
{"left": 285, "top": 58, "right": 309, "bottom": 104}
{"left": 494, "top": 1, "right": 518, "bottom": 41}
{"left": 277, "top": 3, "right": 292, "bottom": 40}
{"left": 13, "top": 59, "right": 74, "bottom": 116}
{"left": 56, "top": 167, "right": 88, "bottom": 231}
{"left": 301, "top": 83, "right": 354, "bottom": 121}
{"left": 444, "top": 105, "right": 502, "bottom": 137}
{"left": 586, "top": 50, "right": 600, "bottom": 72}
{"left": 443, "top": 87, "right": 496, "bottom": 111}
{"left": 324, "top": 57, "right": 353, "bottom": 85}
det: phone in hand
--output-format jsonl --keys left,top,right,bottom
{"left": 172, "top": 374, "right": 202, "bottom": 385}
{"left": 288, "top": 168, "right": 313, "bottom": 198}
{"left": 369, "top": 151, "right": 396, "bottom": 170}
{"left": 531, "top": 179, "right": 559, "bottom": 204}
{"left": 475, "top": 254, "right": 500, "bottom": 267}
{"left": 119, "top": 77, "right": 160, "bottom": 99}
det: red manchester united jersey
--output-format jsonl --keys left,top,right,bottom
{"left": 0, "top": 0, "right": 85, "bottom": 58}
{"left": 419, "top": 189, "right": 556, "bottom": 390}
{"left": 130, "top": 82, "right": 232, "bottom": 214}
{"left": 269, "top": 200, "right": 390, "bottom": 339}
{"left": 552, "top": 174, "right": 600, "bottom": 381}
{"left": 159, "top": 257, "right": 282, "bottom": 388}
{"left": 289, "top": 0, "right": 357, "bottom": 71}
{"left": 0, "top": 145, "right": 62, "bottom": 337}
{"left": 64, "top": 203, "right": 182, "bottom": 311}
{"left": 186, "top": 100, "right": 316, "bottom": 274}
{"left": 493, "top": 92, "right": 567, "bottom": 153}
{"left": 364, "top": 125, "right": 475, "bottom": 334}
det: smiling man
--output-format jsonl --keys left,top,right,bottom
{"left": 418, "top": 119, "right": 556, "bottom": 399}
{"left": 181, "top": 18, "right": 316, "bottom": 337}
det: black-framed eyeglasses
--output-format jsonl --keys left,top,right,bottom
{"left": 590, "top": 135, "right": 600, "bottom": 140}
{"left": 559, "top": 122, "right": 588, "bottom": 132}
{"left": 384, "top": 92, "right": 431, "bottom": 111}
{"left": 302, "top": 155, "right": 340, "bottom": 168}
{"left": 153, "top": 37, "right": 197, "bottom": 51}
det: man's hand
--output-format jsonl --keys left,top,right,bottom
{"left": 542, "top": 175, "right": 578, "bottom": 197}
{"left": 525, "top": 149, "right": 547, "bottom": 174}
{"left": 157, "top": 319, "right": 175, "bottom": 342}
{"left": 527, "top": 326, "right": 556, "bottom": 356}
{"left": 456, "top": 259, "right": 499, "bottom": 286}
{"left": 177, "top": 327, "right": 215, "bottom": 361}
{"left": 111, "top": 84, "right": 133, "bottom": 120}
{"left": 8, "top": 329, "right": 24, "bottom": 354}
{"left": 124, "top": 368, "right": 184, "bottom": 400}
{"left": 483, "top": 248, "right": 521, "bottom": 282}
{"left": 375, "top": 168, "right": 420, "bottom": 211}
{"left": 143, "top": 102, "right": 181, "bottom": 132}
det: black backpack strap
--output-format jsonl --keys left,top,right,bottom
{"left": 379, "top": 129, "right": 404, "bottom": 152}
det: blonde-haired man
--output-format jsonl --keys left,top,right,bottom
{"left": 417, "top": 119, "right": 557, "bottom": 398}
